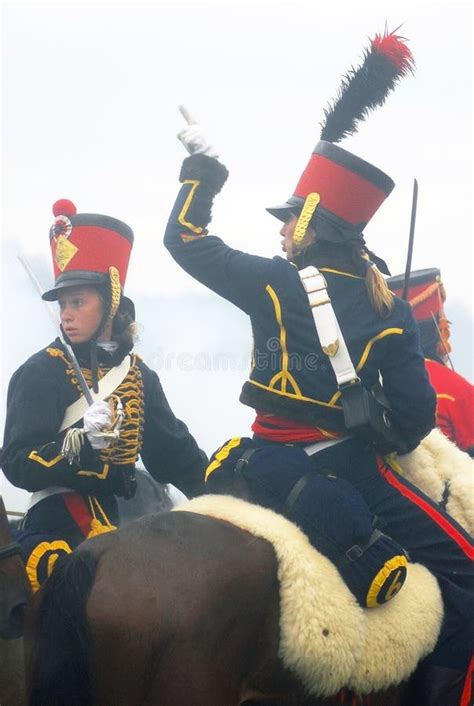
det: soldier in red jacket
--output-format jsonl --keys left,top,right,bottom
{"left": 387, "top": 268, "right": 474, "bottom": 456}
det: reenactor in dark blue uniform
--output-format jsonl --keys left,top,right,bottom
{"left": 164, "top": 32, "right": 473, "bottom": 706}
{"left": 2, "top": 199, "right": 207, "bottom": 590}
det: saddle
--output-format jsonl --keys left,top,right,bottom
{"left": 175, "top": 494, "right": 443, "bottom": 698}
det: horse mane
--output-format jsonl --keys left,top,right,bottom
{"left": 28, "top": 550, "right": 98, "bottom": 706}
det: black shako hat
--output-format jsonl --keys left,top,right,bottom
{"left": 267, "top": 30, "right": 415, "bottom": 246}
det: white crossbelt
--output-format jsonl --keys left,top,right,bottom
{"left": 59, "top": 354, "right": 131, "bottom": 431}
{"left": 298, "top": 266, "right": 359, "bottom": 387}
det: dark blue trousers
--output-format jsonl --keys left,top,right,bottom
{"left": 296, "top": 437, "right": 474, "bottom": 671}
{"left": 15, "top": 493, "right": 119, "bottom": 589}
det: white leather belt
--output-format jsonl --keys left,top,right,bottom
{"left": 28, "top": 487, "right": 74, "bottom": 510}
{"left": 303, "top": 437, "right": 349, "bottom": 456}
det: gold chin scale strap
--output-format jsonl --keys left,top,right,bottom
{"left": 107, "top": 266, "right": 122, "bottom": 325}
{"left": 293, "top": 192, "right": 320, "bottom": 246}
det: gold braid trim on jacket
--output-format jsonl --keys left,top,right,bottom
{"left": 47, "top": 348, "right": 145, "bottom": 465}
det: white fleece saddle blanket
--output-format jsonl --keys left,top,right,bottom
{"left": 175, "top": 495, "right": 443, "bottom": 697}
{"left": 395, "top": 428, "right": 474, "bottom": 535}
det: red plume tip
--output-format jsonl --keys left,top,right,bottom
{"left": 372, "top": 32, "right": 415, "bottom": 74}
{"left": 52, "top": 199, "right": 77, "bottom": 217}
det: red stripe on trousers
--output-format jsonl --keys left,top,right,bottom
{"left": 376, "top": 459, "right": 474, "bottom": 560}
{"left": 460, "top": 654, "right": 473, "bottom": 706}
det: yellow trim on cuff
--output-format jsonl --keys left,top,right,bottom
{"left": 178, "top": 180, "right": 204, "bottom": 235}
{"left": 77, "top": 463, "right": 110, "bottom": 479}
{"left": 180, "top": 233, "right": 203, "bottom": 243}
{"left": 28, "top": 451, "right": 63, "bottom": 468}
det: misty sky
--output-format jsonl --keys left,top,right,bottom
{"left": 1, "top": 0, "right": 472, "bottom": 511}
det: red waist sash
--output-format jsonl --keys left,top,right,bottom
{"left": 252, "top": 412, "right": 342, "bottom": 444}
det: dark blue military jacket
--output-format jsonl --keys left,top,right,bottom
{"left": 165, "top": 181, "right": 435, "bottom": 449}
{"left": 2, "top": 338, "right": 207, "bottom": 501}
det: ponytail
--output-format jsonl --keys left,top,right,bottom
{"left": 361, "top": 252, "right": 394, "bottom": 317}
{"left": 301, "top": 238, "right": 394, "bottom": 317}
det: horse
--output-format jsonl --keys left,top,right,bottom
{"left": 0, "top": 495, "right": 32, "bottom": 706}
{"left": 116, "top": 467, "right": 174, "bottom": 526}
{"left": 0, "top": 473, "right": 176, "bottom": 706}
{"left": 25, "top": 493, "right": 442, "bottom": 706}
{"left": 0, "top": 495, "right": 31, "bottom": 640}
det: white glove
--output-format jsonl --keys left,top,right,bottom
{"left": 177, "top": 105, "right": 219, "bottom": 159}
{"left": 83, "top": 400, "right": 113, "bottom": 450}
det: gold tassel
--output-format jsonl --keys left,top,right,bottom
{"left": 87, "top": 496, "right": 117, "bottom": 539}
{"left": 87, "top": 518, "right": 117, "bottom": 539}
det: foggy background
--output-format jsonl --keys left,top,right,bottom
{"left": 1, "top": 0, "right": 472, "bottom": 512}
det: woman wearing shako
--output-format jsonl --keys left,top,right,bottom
{"left": 164, "top": 32, "right": 473, "bottom": 706}
{"left": 2, "top": 199, "right": 207, "bottom": 589}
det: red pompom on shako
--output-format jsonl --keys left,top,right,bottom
{"left": 42, "top": 200, "right": 134, "bottom": 301}
{"left": 267, "top": 29, "right": 415, "bottom": 244}
{"left": 52, "top": 199, "right": 77, "bottom": 217}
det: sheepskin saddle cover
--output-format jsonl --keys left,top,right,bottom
{"left": 175, "top": 495, "right": 443, "bottom": 697}
{"left": 395, "top": 428, "right": 474, "bottom": 535}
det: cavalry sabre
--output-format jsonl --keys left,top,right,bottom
{"left": 401, "top": 178, "right": 418, "bottom": 301}
{"left": 17, "top": 254, "right": 94, "bottom": 405}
